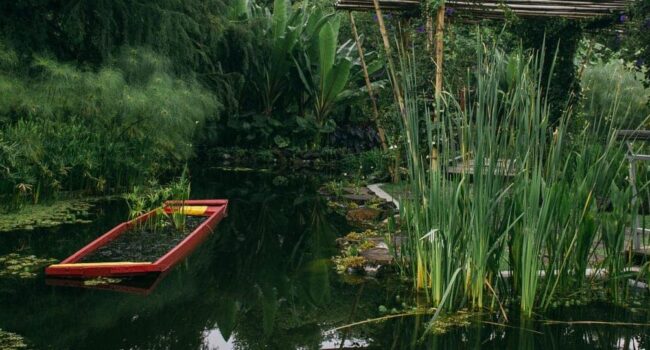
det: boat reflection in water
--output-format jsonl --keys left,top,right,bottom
{"left": 45, "top": 271, "right": 169, "bottom": 296}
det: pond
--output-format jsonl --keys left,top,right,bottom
{"left": 1, "top": 169, "right": 649, "bottom": 349}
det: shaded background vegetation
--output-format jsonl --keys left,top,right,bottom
{"left": 0, "top": 0, "right": 648, "bottom": 209}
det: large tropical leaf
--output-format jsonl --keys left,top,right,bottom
{"left": 318, "top": 19, "right": 338, "bottom": 83}
{"left": 271, "top": 0, "right": 288, "bottom": 41}
{"left": 322, "top": 56, "right": 352, "bottom": 104}
{"left": 229, "top": 0, "right": 250, "bottom": 19}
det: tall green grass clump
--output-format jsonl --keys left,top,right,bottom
{"left": 0, "top": 44, "right": 219, "bottom": 209}
{"left": 125, "top": 169, "right": 191, "bottom": 233}
{"left": 395, "top": 39, "right": 640, "bottom": 319}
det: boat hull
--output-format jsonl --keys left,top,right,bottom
{"left": 45, "top": 199, "right": 228, "bottom": 278}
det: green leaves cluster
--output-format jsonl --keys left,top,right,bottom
{"left": 397, "top": 40, "right": 639, "bottom": 318}
{"left": 219, "top": 0, "right": 373, "bottom": 148}
{"left": 0, "top": 45, "right": 218, "bottom": 207}
{"left": 580, "top": 58, "right": 650, "bottom": 131}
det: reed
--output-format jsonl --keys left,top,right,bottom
{"left": 125, "top": 170, "right": 191, "bottom": 233}
{"left": 393, "top": 37, "right": 641, "bottom": 319}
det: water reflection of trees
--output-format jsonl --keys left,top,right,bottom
{"left": 2, "top": 170, "right": 648, "bottom": 349}
{"left": 367, "top": 305, "right": 650, "bottom": 349}
{"left": 0, "top": 170, "right": 373, "bottom": 349}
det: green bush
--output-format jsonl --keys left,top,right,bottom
{"left": 581, "top": 59, "right": 650, "bottom": 131}
{"left": 0, "top": 46, "right": 219, "bottom": 208}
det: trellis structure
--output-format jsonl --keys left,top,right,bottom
{"left": 338, "top": 0, "right": 634, "bottom": 172}
{"left": 335, "top": 0, "right": 630, "bottom": 18}
{"left": 617, "top": 130, "right": 650, "bottom": 254}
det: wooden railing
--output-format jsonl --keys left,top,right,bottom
{"left": 336, "top": 0, "right": 630, "bottom": 18}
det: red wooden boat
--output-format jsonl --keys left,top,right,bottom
{"left": 45, "top": 199, "right": 228, "bottom": 278}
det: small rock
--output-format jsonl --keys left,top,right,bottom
{"left": 364, "top": 264, "right": 381, "bottom": 276}
{"left": 360, "top": 247, "right": 393, "bottom": 265}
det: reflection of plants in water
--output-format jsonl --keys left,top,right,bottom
{"left": 190, "top": 171, "right": 347, "bottom": 347}
{"left": 0, "top": 170, "right": 360, "bottom": 349}
{"left": 360, "top": 302, "right": 650, "bottom": 349}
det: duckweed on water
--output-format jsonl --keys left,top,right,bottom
{"left": 0, "top": 199, "right": 94, "bottom": 232}
{"left": 0, "top": 253, "right": 56, "bottom": 279}
{"left": 0, "top": 329, "right": 28, "bottom": 349}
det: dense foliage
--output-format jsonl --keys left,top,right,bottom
{"left": 0, "top": 0, "right": 376, "bottom": 207}
{"left": 581, "top": 58, "right": 650, "bottom": 130}
{"left": 1, "top": 0, "right": 650, "bottom": 337}
{"left": 397, "top": 41, "right": 638, "bottom": 318}
{"left": 0, "top": 45, "right": 217, "bottom": 208}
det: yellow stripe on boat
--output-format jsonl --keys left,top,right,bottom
{"left": 178, "top": 205, "right": 208, "bottom": 216}
{"left": 50, "top": 262, "right": 152, "bottom": 268}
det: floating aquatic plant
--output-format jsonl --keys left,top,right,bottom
{"left": 83, "top": 277, "right": 123, "bottom": 286}
{"left": 427, "top": 310, "right": 473, "bottom": 335}
{"left": 0, "top": 329, "right": 28, "bottom": 349}
{"left": 333, "top": 256, "right": 367, "bottom": 274}
{"left": 0, "top": 253, "right": 56, "bottom": 279}
{"left": 0, "top": 199, "right": 94, "bottom": 232}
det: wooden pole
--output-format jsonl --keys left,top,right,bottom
{"left": 349, "top": 12, "right": 388, "bottom": 151}
{"left": 429, "top": 2, "right": 446, "bottom": 171}
{"left": 426, "top": 11, "right": 434, "bottom": 52}
{"left": 370, "top": 0, "right": 408, "bottom": 183}
{"left": 370, "top": 0, "right": 406, "bottom": 121}
{"left": 434, "top": 3, "right": 445, "bottom": 102}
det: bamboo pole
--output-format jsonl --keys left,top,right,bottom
{"left": 370, "top": 0, "right": 406, "bottom": 183}
{"left": 349, "top": 12, "right": 388, "bottom": 151}
{"left": 426, "top": 11, "right": 434, "bottom": 52}
{"left": 434, "top": 3, "right": 445, "bottom": 102}
{"left": 429, "top": 2, "right": 446, "bottom": 171}
{"left": 371, "top": 0, "right": 407, "bottom": 122}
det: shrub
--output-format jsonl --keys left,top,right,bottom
{"left": 581, "top": 59, "right": 650, "bottom": 131}
{"left": 0, "top": 46, "right": 219, "bottom": 208}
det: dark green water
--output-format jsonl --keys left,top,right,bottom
{"left": 1, "top": 169, "right": 649, "bottom": 349}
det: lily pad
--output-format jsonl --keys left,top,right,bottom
{"left": 0, "top": 329, "right": 28, "bottom": 349}
{"left": 83, "top": 277, "right": 123, "bottom": 286}
{"left": 0, "top": 253, "right": 57, "bottom": 279}
{"left": 0, "top": 198, "right": 98, "bottom": 232}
